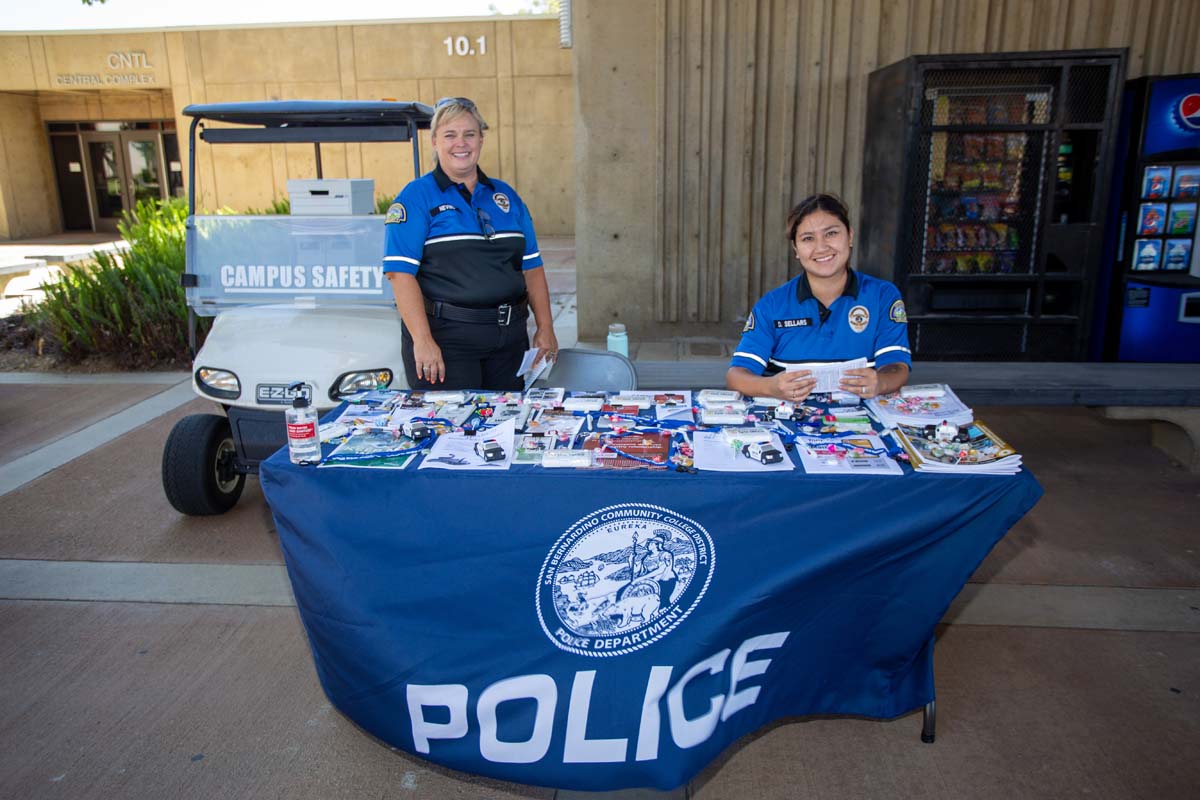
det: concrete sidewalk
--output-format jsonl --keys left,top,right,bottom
{"left": 0, "top": 370, "right": 1198, "bottom": 799}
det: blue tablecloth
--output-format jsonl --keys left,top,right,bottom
{"left": 261, "top": 446, "right": 1041, "bottom": 791}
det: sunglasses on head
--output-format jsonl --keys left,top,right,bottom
{"left": 436, "top": 96, "right": 477, "bottom": 110}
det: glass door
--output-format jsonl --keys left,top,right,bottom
{"left": 82, "top": 132, "right": 129, "bottom": 233}
{"left": 123, "top": 131, "right": 166, "bottom": 206}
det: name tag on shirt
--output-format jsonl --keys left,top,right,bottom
{"left": 430, "top": 204, "right": 458, "bottom": 217}
{"left": 775, "top": 318, "right": 812, "bottom": 329}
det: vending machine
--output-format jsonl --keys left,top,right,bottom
{"left": 1096, "top": 74, "right": 1200, "bottom": 362}
{"left": 860, "top": 50, "right": 1126, "bottom": 361}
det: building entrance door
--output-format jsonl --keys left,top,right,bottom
{"left": 81, "top": 132, "right": 130, "bottom": 232}
{"left": 80, "top": 130, "right": 169, "bottom": 232}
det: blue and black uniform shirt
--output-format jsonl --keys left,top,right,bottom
{"left": 382, "top": 163, "right": 543, "bottom": 308}
{"left": 730, "top": 269, "right": 911, "bottom": 374}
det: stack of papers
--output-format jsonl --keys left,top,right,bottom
{"left": 784, "top": 358, "right": 869, "bottom": 393}
{"left": 893, "top": 421, "right": 1022, "bottom": 475}
{"left": 866, "top": 383, "right": 973, "bottom": 429}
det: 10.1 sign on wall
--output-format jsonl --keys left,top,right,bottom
{"left": 444, "top": 35, "right": 487, "bottom": 56}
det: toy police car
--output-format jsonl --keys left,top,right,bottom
{"left": 742, "top": 441, "right": 784, "bottom": 464}
{"left": 402, "top": 420, "right": 432, "bottom": 442}
{"left": 475, "top": 439, "right": 506, "bottom": 462}
{"left": 924, "top": 421, "right": 970, "bottom": 443}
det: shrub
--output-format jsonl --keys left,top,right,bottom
{"left": 244, "top": 197, "right": 291, "bottom": 215}
{"left": 33, "top": 197, "right": 201, "bottom": 367}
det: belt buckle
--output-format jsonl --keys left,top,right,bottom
{"left": 497, "top": 304, "right": 512, "bottom": 326}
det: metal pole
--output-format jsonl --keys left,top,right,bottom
{"left": 921, "top": 700, "right": 936, "bottom": 743}
{"left": 314, "top": 143, "right": 323, "bottom": 179}
{"left": 410, "top": 119, "right": 421, "bottom": 178}
{"left": 187, "top": 117, "right": 199, "bottom": 216}
{"left": 186, "top": 117, "right": 200, "bottom": 356}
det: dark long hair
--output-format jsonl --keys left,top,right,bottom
{"left": 786, "top": 193, "right": 852, "bottom": 242}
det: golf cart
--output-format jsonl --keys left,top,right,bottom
{"left": 161, "top": 100, "right": 433, "bottom": 515}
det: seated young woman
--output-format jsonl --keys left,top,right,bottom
{"left": 726, "top": 192, "right": 910, "bottom": 402}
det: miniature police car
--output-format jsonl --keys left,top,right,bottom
{"left": 402, "top": 420, "right": 432, "bottom": 442}
{"left": 742, "top": 441, "right": 784, "bottom": 464}
{"left": 924, "top": 421, "right": 970, "bottom": 443}
{"left": 475, "top": 439, "right": 506, "bottom": 462}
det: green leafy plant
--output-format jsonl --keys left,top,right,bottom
{"left": 243, "top": 197, "right": 291, "bottom": 215}
{"left": 33, "top": 197, "right": 202, "bottom": 367}
{"left": 376, "top": 194, "right": 400, "bottom": 214}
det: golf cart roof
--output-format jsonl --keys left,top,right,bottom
{"left": 182, "top": 100, "right": 434, "bottom": 128}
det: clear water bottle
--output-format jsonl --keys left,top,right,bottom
{"left": 285, "top": 386, "right": 321, "bottom": 464}
{"left": 607, "top": 322, "right": 629, "bottom": 357}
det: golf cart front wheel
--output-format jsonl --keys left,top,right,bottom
{"left": 162, "top": 413, "right": 246, "bottom": 516}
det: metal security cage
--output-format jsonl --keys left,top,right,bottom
{"left": 859, "top": 50, "right": 1126, "bottom": 361}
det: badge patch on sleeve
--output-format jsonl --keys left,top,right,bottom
{"left": 743, "top": 312, "right": 755, "bottom": 333}
{"left": 848, "top": 305, "right": 870, "bottom": 333}
{"left": 492, "top": 192, "right": 511, "bottom": 213}
{"left": 889, "top": 299, "right": 908, "bottom": 323}
{"left": 385, "top": 202, "right": 407, "bottom": 224}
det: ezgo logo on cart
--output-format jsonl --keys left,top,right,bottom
{"left": 536, "top": 503, "right": 715, "bottom": 657}
{"left": 256, "top": 383, "right": 311, "bottom": 405}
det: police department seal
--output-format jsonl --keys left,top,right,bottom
{"left": 536, "top": 503, "right": 715, "bottom": 657}
{"left": 848, "top": 304, "right": 870, "bottom": 333}
{"left": 493, "top": 192, "right": 511, "bottom": 213}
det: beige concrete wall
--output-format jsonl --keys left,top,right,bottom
{"left": 574, "top": 0, "right": 1200, "bottom": 341}
{"left": 0, "top": 92, "right": 60, "bottom": 239}
{"left": 0, "top": 16, "right": 572, "bottom": 240}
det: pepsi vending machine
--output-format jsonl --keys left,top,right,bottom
{"left": 1098, "top": 74, "right": 1200, "bottom": 362}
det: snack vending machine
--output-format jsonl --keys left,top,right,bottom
{"left": 860, "top": 50, "right": 1126, "bottom": 360}
{"left": 1097, "top": 74, "right": 1200, "bottom": 362}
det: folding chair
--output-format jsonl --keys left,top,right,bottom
{"left": 532, "top": 348, "right": 638, "bottom": 391}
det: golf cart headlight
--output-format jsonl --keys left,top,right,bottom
{"left": 330, "top": 369, "right": 392, "bottom": 400}
{"left": 195, "top": 367, "right": 241, "bottom": 400}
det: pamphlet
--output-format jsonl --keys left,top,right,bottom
{"left": 692, "top": 429, "right": 793, "bottom": 472}
{"left": 866, "top": 384, "right": 973, "bottom": 428}
{"left": 793, "top": 434, "right": 902, "bottom": 476}
{"left": 582, "top": 430, "right": 673, "bottom": 469}
{"left": 525, "top": 387, "right": 565, "bottom": 405}
{"left": 420, "top": 419, "right": 517, "bottom": 471}
{"left": 514, "top": 432, "right": 562, "bottom": 463}
{"left": 323, "top": 429, "right": 422, "bottom": 465}
{"left": 784, "top": 358, "right": 869, "bottom": 394}
{"left": 517, "top": 348, "right": 555, "bottom": 390}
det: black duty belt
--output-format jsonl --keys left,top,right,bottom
{"left": 424, "top": 297, "right": 527, "bottom": 326}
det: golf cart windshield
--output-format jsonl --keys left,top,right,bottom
{"left": 181, "top": 101, "right": 433, "bottom": 315}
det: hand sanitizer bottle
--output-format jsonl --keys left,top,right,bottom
{"left": 607, "top": 322, "right": 629, "bottom": 357}
{"left": 285, "top": 384, "right": 321, "bottom": 464}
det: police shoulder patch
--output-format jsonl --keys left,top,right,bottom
{"left": 743, "top": 312, "right": 755, "bottom": 333}
{"left": 385, "top": 202, "right": 406, "bottom": 224}
{"left": 890, "top": 299, "right": 908, "bottom": 323}
{"left": 493, "top": 192, "right": 511, "bottom": 213}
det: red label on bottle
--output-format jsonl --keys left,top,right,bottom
{"left": 287, "top": 422, "right": 317, "bottom": 439}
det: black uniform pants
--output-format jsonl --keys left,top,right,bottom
{"left": 401, "top": 313, "right": 528, "bottom": 391}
